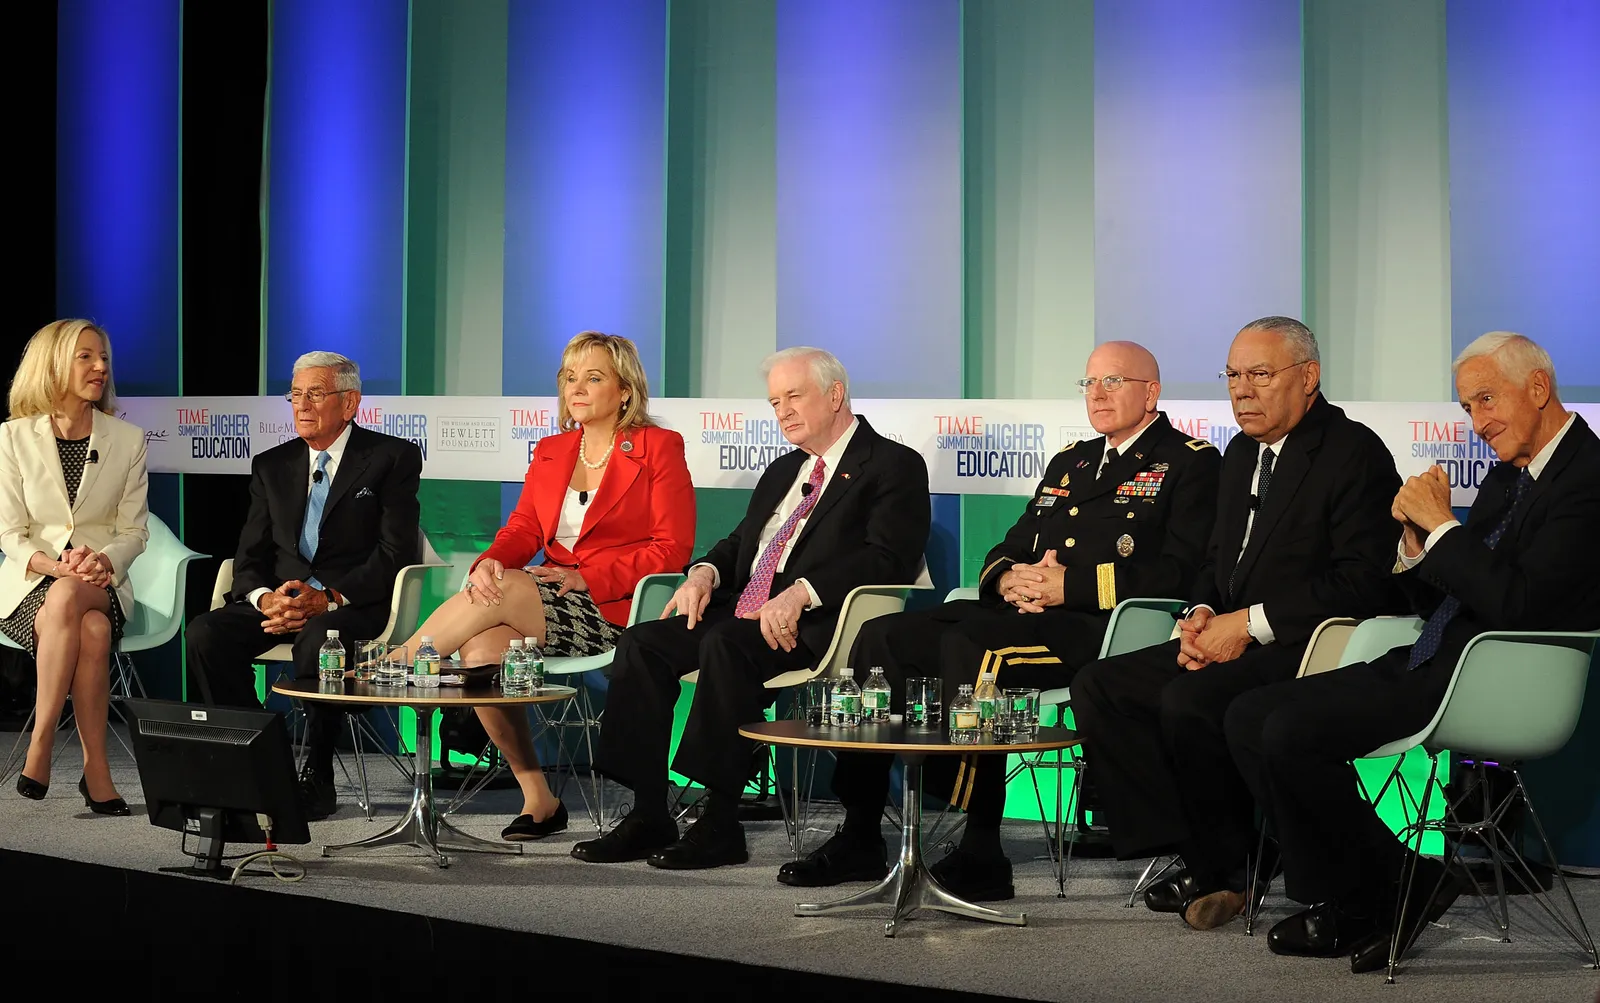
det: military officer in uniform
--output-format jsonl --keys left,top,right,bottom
{"left": 776, "top": 341, "right": 1221, "bottom": 901}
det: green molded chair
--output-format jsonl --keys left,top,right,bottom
{"left": 1368, "top": 628, "right": 1600, "bottom": 982}
{"left": 0, "top": 513, "right": 206, "bottom": 780}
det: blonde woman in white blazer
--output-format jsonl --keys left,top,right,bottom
{"left": 0, "top": 320, "right": 148, "bottom": 813}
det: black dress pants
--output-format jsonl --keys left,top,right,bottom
{"left": 1225, "top": 647, "right": 1453, "bottom": 905}
{"left": 829, "top": 600, "right": 1107, "bottom": 829}
{"left": 593, "top": 601, "right": 816, "bottom": 814}
{"left": 1071, "top": 637, "right": 1304, "bottom": 885}
{"left": 186, "top": 600, "right": 390, "bottom": 764}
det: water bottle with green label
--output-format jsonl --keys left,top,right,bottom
{"left": 830, "top": 668, "right": 862, "bottom": 728}
{"left": 317, "top": 630, "right": 345, "bottom": 683}
{"left": 863, "top": 667, "right": 891, "bottom": 723}
{"left": 973, "top": 669, "right": 1000, "bottom": 731}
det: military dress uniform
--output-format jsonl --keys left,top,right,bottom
{"left": 830, "top": 413, "right": 1222, "bottom": 825}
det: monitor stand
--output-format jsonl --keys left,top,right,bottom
{"left": 159, "top": 807, "right": 273, "bottom": 881}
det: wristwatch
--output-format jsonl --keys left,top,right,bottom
{"left": 323, "top": 588, "right": 341, "bottom": 612}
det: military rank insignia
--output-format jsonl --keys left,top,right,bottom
{"left": 1115, "top": 470, "right": 1166, "bottom": 501}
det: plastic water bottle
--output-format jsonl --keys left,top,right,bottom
{"left": 500, "top": 638, "right": 530, "bottom": 696}
{"left": 863, "top": 667, "right": 891, "bottom": 723}
{"left": 949, "top": 684, "right": 981, "bottom": 744}
{"left": 523, "top": 636, "right": 546, "bottom": 691}
{"left": 414, "top": 636, "right": 441, "bottom": 689}
{"left": 973, "top": 669, "right": 1000, "bottom": 732}
{"left": 830, "top": 668, "right": 863, "bottom": 728}
{"left": 317, "top": 630, "right": 345, "bottom": 683}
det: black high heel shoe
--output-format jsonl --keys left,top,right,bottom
{"left": 16, "top": 773, "right": 47, "bottom": 799}
{"left": 78, "top": 775, "right": 131, "bottom": 816}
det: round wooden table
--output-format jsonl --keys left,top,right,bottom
{"left": 273, "top": 678, "right": 576, "bottom": 867}
{"left": 739, "top": 718, "right": 1081, "bottom": 936}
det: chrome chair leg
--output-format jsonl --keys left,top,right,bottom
{"left": 1128, "top": 855, "right": 1180, "bottom": 908}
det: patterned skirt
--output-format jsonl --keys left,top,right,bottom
{"left": 528, "top": 576, "right": 621, "bottom": 657}
{"left": 0, "top": 578, "right": 127, "bottom": 657}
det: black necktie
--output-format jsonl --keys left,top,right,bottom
{"left": 1227, "top": 448, "right": 1277, "bottom": 600}
{"left": 1407, "top": 468, "right": 1533, "bottom": 669}
{"left": 1099, "top": 448, "right": 1118, "bottom": 479}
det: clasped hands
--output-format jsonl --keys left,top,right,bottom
{"left": 464, "top": 559, "right": 588, "bottom": 607}
{"left": 259, "top": 580, "right": 337, "bottom": 635}
{"left": 53, "top": 545, "right": 112, "bottom": 588}
{"left": 1392, "top": 465, "right": 1454, "bottom": 558}
{"left": 998, "top": 550, "right": 1066, "bottom": 613}
{"left": 662, "top": 565, "right": 809, "bottom": 653}
{"left": 1176, "top": 606, "right": 1254, "bottom": 671}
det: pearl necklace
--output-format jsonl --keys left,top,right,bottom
{"left": 578, "top": 432, "right": 616, "bottom": 470}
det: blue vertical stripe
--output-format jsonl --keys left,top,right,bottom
{"left": 265, "top": 0, "right": 410, "bottom": 394}
{"left": 1448, "top": 0, "right": 1600, "bottom": 391}
{"left": 775, "top": 0, "right": 962, "bottom": 399}
{"left": 502, "top": 0, "right": 668, "bottom": 395}
{"left": 56, "top": 0, "right": 181, "bottom": 396}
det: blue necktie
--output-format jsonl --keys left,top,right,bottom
{"left": 299, "top": 450, "right": 331, "bottom": 590}
{"left": 1407, "top": 468, "right": 1533, "bottom": 670}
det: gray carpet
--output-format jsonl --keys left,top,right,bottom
{"left": 2, "top": 729, "right": 1597, "bottom": 1003}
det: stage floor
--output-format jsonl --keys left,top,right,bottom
{"left": 1, "top": 729, "right": 1596, "bottom": 1002}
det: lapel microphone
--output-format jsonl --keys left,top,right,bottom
{"left": 87, "top": 450, "right": 99, "bottom": 464}
{"left": 800, "top": 483, "right": 814, "bottom": 497}
{"left": 312, "top": 470, "right": 324, "bottom": 483}
{"left": 1248, "top": 494, "right": 1260, "bottom": 511}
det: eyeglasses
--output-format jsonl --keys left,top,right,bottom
{"left": 284, "top": 389, "right": 350, "bottom": 406}
{"left": 1076, "top": 376, "right": 1152, "bottom": 394}
{"left": 1218, "top": 361, "right": 1310, "bottom": 388}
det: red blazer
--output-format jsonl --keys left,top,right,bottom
{"left": 475, "top": 425, "right": 696, "bottom": 626}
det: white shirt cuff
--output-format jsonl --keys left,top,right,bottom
{"left": 1185, "top": 604, "right": 1215, "bottom": 619}
{"left": 1425, "top": 521, "right": 1460, "bottom": 551}
{"left": 689, "top": 562, "right": 721, "bottom": 590}
{"left": 796, "top": 577, "right": 822, "bottom": 610}
{"left": 1246, "top": 603, "right": 1275, "bottom": 645}
{"left": 247, "top": 587, "right": 271, "bottom": 611}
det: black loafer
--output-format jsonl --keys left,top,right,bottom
{"left": 571, "top": 813, "right": 679, "bottom": 863}
{"left": 501, "top": 802, "right": 569, "bottom": 841}
{"left": 648, "top": 816, "right": 749, "bottom": 870}
{"left": 1350, "top": 862, "right": 1464, "bottom": 974}
{"left": 296, "top": 764, "right": 337, "bottom": 821}
{"left": 1144, "top": 867, "right": 1199, "bottom": 914}
{"left": 777, "top": 828, "right": 888, "bottom": 887}
{"left": 1268, "top": 902, "right": 1379, "bottom": 958}
{"left": 929, "top": 847, "right": 1015, "bottom": 902}
{"left": 78, "top": 776, "right": 131, "bottom": 816}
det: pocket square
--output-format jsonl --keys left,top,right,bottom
{"left": 355, "top": 486, "right": 375, "bottom": 499}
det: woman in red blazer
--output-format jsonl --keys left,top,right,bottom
{"left": 403, "top": 332, "right": 694, "bottom": 839}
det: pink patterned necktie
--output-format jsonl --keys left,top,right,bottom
{"left": 735, "top": 456, "right": 828, "bottom": 616}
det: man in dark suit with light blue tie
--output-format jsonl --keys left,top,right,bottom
{"left": 185, "top": 351, "right": 421, "bottom": 818}
{"left": 1225, "top": 332, "right": 1600, "bottom": 973}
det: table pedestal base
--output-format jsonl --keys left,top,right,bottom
{"left": 322, "top": 722, "right": 522, "bottom": 868}
{"left": 794, "top": 756, "right": 1027, "bottom": 936}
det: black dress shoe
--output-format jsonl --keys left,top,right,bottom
{"left": 1144, "top": 868, "right": 1199, "bottom": 913}
{"left": 501, "top": 802, "right": 569, "bottom": 841}
{"left": 1349, "top": 861, "right": 1465, "bottom": 974}
{"left": 78, "top": 776, "right": 131, "bottom": 816}
{"left": 16, "top": 773, "right": 47, "bottom": 799}
{"left": 1268, "top": 902, "right": 1379, "bottom": 958}
{"left": 571, "top": 813, "right": 680, "bottom": 863}
{"left": 777, "top": 828, "right": 888, "bottom": 887}
{"left": 648, "top": 815, "right": 749, "bottom": 870}
{"left": 296, "top": 764, "right": 337, "bottom": 821}
{"left": 930, "top": 847, "right": 1015, "bottom": 902}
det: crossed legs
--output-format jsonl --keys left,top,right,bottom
{"left": 24, "top": 578, "right": 119, "bottom": 800}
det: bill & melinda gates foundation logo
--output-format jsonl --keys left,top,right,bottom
{"left": 176, "top": 406, "right": 250, "bottom": 459}
{"left": 935, "top": 414, "right": 1048, "bottom": 480}
{"left": 359, "top": 406, "right": 429, "bottom": 460}
{"left": 700, "top": 411, "right": 795, "bottom": 472}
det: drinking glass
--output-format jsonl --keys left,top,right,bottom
{"left": 354, "top": 640, "right": 385, "bottom": 683}
{"left": 800, "top": 678, "right": 833, "bottom": 727}
{"left": 905, "top": 677, "right": 942, "bottom": 728}
{"left": 1006, "top": 688, "right": 1041, "bottom": 741}
{"left": 374, "top": 644, "right": 409, "bottom": 687}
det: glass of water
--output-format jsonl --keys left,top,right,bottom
{"left": 354, "top": 640, "right": 385, "bottom": 683}
{"left": 905, "top": 677, "right": 942, "bottom": 728}
{"left": 800, "top": 678, "right": 832, "bottom": 727}
{"left": 374, "top": 644, "right": 409, "bottom": 687}
{"left": 1006, "top": 688, "right": 1041, "bottom": 741}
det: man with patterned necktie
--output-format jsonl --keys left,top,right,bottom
{"left": 574, "top": 347, "right": 930, "bottom": 869}
{"left": 185, "top": 351, "right": 421, "bottom": 820}
{"left": 1225, "top": 332, "right": 1600, "bottom": 974}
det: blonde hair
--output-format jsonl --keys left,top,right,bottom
{"left": 556, "top": 331, "right": 657, "bottom": 433}
{"left": 8, "top": 319, "right": 117, "bottom": 419}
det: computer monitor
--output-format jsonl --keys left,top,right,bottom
{"left": 123, "top": 698, "right": 310, "bottom": 878}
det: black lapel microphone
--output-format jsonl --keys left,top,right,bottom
{"left": 1248, "top": 494, "right": 1260, "bottom": 511}
{"left": 87, "top": 450, "right": 99, "bottom": 464}
{"left": 312, "top": 470, "right": 324, "bottom": 483}
{"left": 800, "top": 483, "right": 814, "bottom": 497}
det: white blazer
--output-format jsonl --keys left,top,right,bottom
{"left": 0, "top": 410, "right": 150, "bottom": 620}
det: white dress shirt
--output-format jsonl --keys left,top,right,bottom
{"left": 1398, "top": 411, "right": 1575, "bottom": 569}
{"left": 693, "top": 416, "right": 860, "bottom": 609}
{"left": 249, "top": 422, "right": 355, "bottom": 611}
{"left": 1095, "top": 415, "right": 1157, "bottom": 480}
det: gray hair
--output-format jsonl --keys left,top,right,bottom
{"left": 292, "top": 351, "right": 361, "bottom": 392}
{"left": 1241, "top": 316, "right": 1320, "bottom": 365}
{"left": 1453, "top": 331, "right": 1558, "bottom": 394}
{"left": 760, "top": 346, "right": 851, "bottom": 407}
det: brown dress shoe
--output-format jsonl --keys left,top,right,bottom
{"left": 1184, "top": 889, "right": 1248, "bottom": 930}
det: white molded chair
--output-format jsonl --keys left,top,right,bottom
{"left": 0, "top": 513, "right": 206, "bottom": 780}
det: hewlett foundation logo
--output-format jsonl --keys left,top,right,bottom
{"left": 176, "top": 407, "right": 250, "bottom": 459}
{"left": 700, "top": 411, "right": 795, "bottom": 472}
{"left": 935, "top": 415, "right": 1048, "bottom": 479}
{"left": 437, "top": 416, "right": 501, "bottom": 453}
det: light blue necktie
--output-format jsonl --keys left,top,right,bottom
{"left": 299, "top": 450, "right": 331, "bottom": 590}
